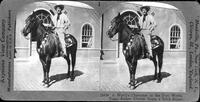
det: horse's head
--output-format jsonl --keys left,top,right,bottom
{"left": 107, "top": 13, "right": 123, "bottom": 39}
{"left": 22, "top": 11, "right": 38, "bottom": 39}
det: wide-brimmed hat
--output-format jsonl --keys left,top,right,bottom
{"left": 54, "top": 5, "right": 64, "bottom": 11}
{"left": 140, "top": 6, "right": 150, "bottom": 12}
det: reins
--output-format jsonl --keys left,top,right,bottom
{"left": 110, "top": 35, "right": 119, "bottom": 41}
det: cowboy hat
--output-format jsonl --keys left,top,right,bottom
{"left": 54, "top": 5, "right": 64, "bottom": 11}
{"left": 140, "top": 6, "right": 150, "bottom": 12}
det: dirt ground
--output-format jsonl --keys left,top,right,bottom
{"left": 14, "top": 53, "right": 186, "bottom": 92}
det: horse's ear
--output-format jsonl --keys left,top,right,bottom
{"left": 117, "top": 12, "right": 121, "bottom": 17}
{"left": 32, "top": 11, "right": 35, "bottom": 15}
{"left": 137, "top": 11, "right": 142, "bottom": 16}
{"left": 50, "top": 9, "right": 55, "bottom": 16}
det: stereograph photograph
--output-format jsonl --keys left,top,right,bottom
{"left": 0, "top": 0, "right": 199, "bottom": 101}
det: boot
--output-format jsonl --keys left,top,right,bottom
{"left": 152, "top": 40, "right": 160, "bottom": 49}
{"left": 146, "top": 52, "right": 153, "bottom": 60}
{"left": 55, "top": 50, "right": 59, "bottom": 57}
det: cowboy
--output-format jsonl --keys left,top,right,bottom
{"left": 51, "top": 4, "right": 71, "bottom": 55}
{"left": 138, "top": 6, "right": 157, "bottom": 59}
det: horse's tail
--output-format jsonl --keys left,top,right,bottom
{"left": 64, "top": 33, "right": 78, "bottom": 48}
{"left": 151, "top": 35, "right": 164, "bottom": 53}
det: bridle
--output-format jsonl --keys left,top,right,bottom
{"left": 108, "top": 18, "right": 122, "bottom": 41}
{"left": 23, "top": 14, "right": 37, "bottom": 40}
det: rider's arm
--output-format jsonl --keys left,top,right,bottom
{"left": 138, "top": 16, "right": 143, "bottom": 29}
{"left": 50, "top": 14, "right": 57, "bottom": 30}
{"left": 63, "top": 14, "right": 71, "bottom": 30}
{"left": 149, "top": 15, "right": 157, "bottom": 32}
{"left": 51, "top": 15, "right": 56, "bottom": 26}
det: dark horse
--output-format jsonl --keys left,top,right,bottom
{"left": 22, "top": 11, "right": 77, "bottom": 87}
{"left": 107, "top": 13, "right": 164, "bottom": 89}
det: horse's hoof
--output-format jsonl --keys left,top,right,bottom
{"left": 46, "top": 84, "right": 50, "bottom": 88}
{"left": 67, "top": 74, "right": 70, "bottom": 78}
{"left": 66, "top": 75, "right": 70, "bottom": 79}
{"left": 128, "top": 82, "right": 131, "bottom": 85}
{"left": 42, "top": 82, "right": 50, "bottom": 87}
{"left": 42, "top": 83, "right": 46, "bottom": 86}
{"left": 42, "top": 79, "right": 47, "bottom": 83}
{"left": 157, "top": 79, "right": 161, "bottom": 83}
{"left": 42, "top": 80, "right": 48, "bottom": 85}
{"left": 132, "top": 87, "right": 136, "bottom": 90}
{"left": 129, "top": 85, "right": 136, "bottom": 90}
{"left": 128, "top": 84, "right": 132, "bottom": 88}
{"left": 42, "top": 83, "right": 48, "bottom": 87}
{"left": 128, "top": 82, "right": 136, "bottom": 89}
{"left": 153, "top": 77, "right": 157, "bottom": 81}
{"left": 70, "top": 78, "right": 74, "bottom": 81}
{"left": 129, "top": 81, "right": 135, "bottom": 86}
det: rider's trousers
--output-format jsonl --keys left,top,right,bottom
{"left": 55, "top": 27, "right": 66, "bottom": 54}
{"left": 141, "top": 29, "right": 152, "bottom": 56}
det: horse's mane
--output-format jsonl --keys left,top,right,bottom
{"left": 122, "top": 21, "right": 132, "bottom": 30}
{"left": 118, "top": 15, "right": 139, "bottom": 35}
{"left": 36, "top": 19, "right": 46, "bottom": 28}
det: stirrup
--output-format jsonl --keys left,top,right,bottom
{"left": 55, "top": 51, "right": 59, "bottom": 56}
{"left": 145, "top": 53, "right": 153, "bottom": 60}
{"left": 152, "top": 45, "right": 159, "bottom": 49}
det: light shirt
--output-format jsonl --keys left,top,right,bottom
{"left": 52, "top": 13, "right": 70, "bottom": 29}
{"left": 138, "top": 14, "right": 156, "bottom": 31}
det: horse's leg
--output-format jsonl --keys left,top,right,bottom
{"left": 70, "top": 50, "right": 76, "bottom": 81}
{"left": 131, "top": 60, "right": 138, "bottom": 89}
{"left": 39, "top": 56, "right": 47, "bottom": 84}
{"left": 125, "top": 58, "right": 137, "bottom": 89}
{"left": 66, "top": 53, "right": 71, "bottom": 78}
{"left": 157, "top": 53, "right": 163, "bottom": 83}
{"left": 152, "top": 51, "right": 158, "bottom": 80}
{"left": 62, "top": 52, "right": 71, "bottom": 79}
{"left": 125, "top": 58, "right": 133, "bottom": 87}
{"left": 45, "top": 56, "right": 52, "bottom": 87}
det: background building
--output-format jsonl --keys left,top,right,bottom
{"left": 101, "top": 2, "right": 186, "bottom": 60}
{"left": 15, "top": 1, "right": 101, "bottom": 59}
{"left": 15, "top": 1, "right": 186, "bottom": 61}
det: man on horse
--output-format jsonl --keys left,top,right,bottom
{"left": 51, "top": 4, "right": 71, "bottom": 56}
{"left": 137, "top": 6, "right": 157, "bottom": 59}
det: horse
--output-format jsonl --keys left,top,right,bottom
{"left": 107, "top": 13, "right": 164, "bottom": 89}
{"left": 22, "top": 11, "right": 77, "bottom": 87}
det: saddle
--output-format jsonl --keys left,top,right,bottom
{"left": 37, "top": 31, "right": 63, "bottom": 57}
{"left": 127, "top": 34, "right": 147, "bottom": 59}
{"left": 127, "top": 34, "right": 160, "bottom": 59}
